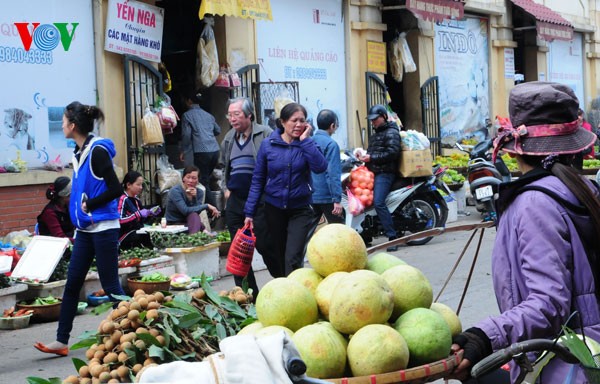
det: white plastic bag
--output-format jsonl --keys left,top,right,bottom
{"left": 196, "top": 17, "right": 219, "bottom": 88}
{"left": 398, "top": 32, "right": 416, "bottom": 73}
{"left": 388, "top": 38, "right": 404, "bottom": 82}
{"left": 274, "top": 86, "right": 295, "bottom": 118}
{"left": 156, "top": 155, "right": 181, "bottom": 193}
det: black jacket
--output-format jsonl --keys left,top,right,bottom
{"left": 366, "top": 121, "right": 401, "bottom": 174}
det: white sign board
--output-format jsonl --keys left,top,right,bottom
{"left": 0, "top": 0, "right": 96, "bottom": 169}
{"left": 104, "top": 0, "right": 164, "bottom": 63}
{"left": 435, "top": 17, "right": 490, "bottom": 142}
{"left": 256, "top": 0, "right": 348, "bottom": 148}
{"left": 548, "top": 33, "right": 584, "bottom": 108}
{"left": 504, "top": 48, "right": 514, "bottom": 79}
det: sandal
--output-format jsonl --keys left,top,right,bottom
{"left": 34, "top": 342, "right": 68, "bottom": 356}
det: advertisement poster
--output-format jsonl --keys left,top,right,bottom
{"left": 0, "top": 0, "right": 96, "bottom": 169}
{"left": 104, "top": 0, "right": 164, "bottom": 63}
{"left": 256, "top": 0, "right": 348, "bottom": 148}
{"left": 434, "top": 17, "right": 489, "bottom": 143}
{"left": 548, "top": 33, "right": 584, "bottom": 108}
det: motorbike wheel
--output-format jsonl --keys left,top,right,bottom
{"left": 395, "top": 198, "right": 440, "bottom": 246}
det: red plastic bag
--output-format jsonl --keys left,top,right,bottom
{"left": 215, "top": 66, "right": 231, "bottom": 88}
{"left": 347, "top": 188, "right": 365, "bottom": 216}
{"left": 226, "top": 223, "right": 255, "bottom": 276}
{"left": 349, "top": 166, "right": 374, "bottom": 208}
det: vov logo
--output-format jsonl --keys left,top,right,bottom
{"left": 14, "top": 23, "right": 79, "bottom": 51}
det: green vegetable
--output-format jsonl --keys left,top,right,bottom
{"left": 139, "top": 273, "right": 169, "bottom": 282}
{"left": 22, "top": 295, "right": 61, "bottom": 306}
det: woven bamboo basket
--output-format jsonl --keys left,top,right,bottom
{"left": 325, "top": 351, "right": 463, "bottom": 384}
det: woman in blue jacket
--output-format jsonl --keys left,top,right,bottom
{"left": 244, "top": 103, "right": 327, "bottom": 277}
{"left": 35, "top": 101, "right": 125, "bottom": 356}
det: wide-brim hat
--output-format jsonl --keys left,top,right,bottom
{"left": 494, "top": 81, "right": 596, "bottom": 157}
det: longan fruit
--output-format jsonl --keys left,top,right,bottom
{"left": 156, "top": 335, "right": 166, "bottom": 346}
{"left": 146, "top": 294, "right": 156, "bottom": 303}
{"left": 90, "top": 364, "right": 105, "bottom": 378}
{"left": 148, "top": 328, "right": 160, "bottom": 337}
{"left": 127, "top": 309, "right": 140, "bottom": 321}
{"left": 79, "top": 365, "right": 91, "bottom": 378}
{"left": 117, "top": 365, "right": 130, "bottom": 378}
{"left": 137, "top": 297, "right": 149, "bottom": 309}
{"left": 153, "top": 291, "right": 165, "bottom": 302}
{"left": 193, "top": 288, "right": 206, "bottom": 300}
{"left": 129, "top": 301, "right": 141, "bottom": 312}
{"left": 147, "top": 301, "right": 160, "bottom": 310}
{"left": 80, "top": 378, "right": 92, "bottom": 384}
{"left": 111, "top": 330, "right": 123, "bottom": 345}
{"left": 143, "top": 357, "right": 156, "bottom": 366}
{"left": 118, "top": 351, "right": 129, "bottom": 363}
{"left": 62, "top": 375, "right": 79, "bottom": 384}
{"left": 135, "top": 327, "right": 149, "bottom": 334}
{"left": 119, "top": 318, "right": 131, "bottom": 330}
{"left": 134, "top": 339, "right": 146, "bottom": 350}
{"left": 98, "top": 371, "right": 111, "bottom": 383}
{"left": 132, "top": 364, "right": 143, "bottom": 374}
{"left": 86, "top": 347, "right": 96, "bottom": 360}
{"left": 108, "top": 378, "right": 120, "bottom": 383}
{"left": 133, "top": 289, "right": 146, "bottom": 297}
{"left": 103, "top": 352, "right": 118, "bottom": 364}
{"left": 120, "top": 341, "right": 133, "bottom": 351}
{"left": 146, "top": 309, "right": 159, "bottom": 320}
{"left": 93, "top": 350, "right": 105, "bottom": 361}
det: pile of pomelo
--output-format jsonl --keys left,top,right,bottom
{"left": 239, "top": 223, "right": 462, "bottom": 379}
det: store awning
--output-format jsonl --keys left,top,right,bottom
{"left": 405, "top": 0, "right": 464, "bottom": 23}
{"left": 199, "top": 0, "right": 272, "bottom": 21}
{"left": 510, "top": 0, "right": 573, "bottom": 42}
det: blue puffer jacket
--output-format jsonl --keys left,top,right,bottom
{"left": 244, "top": 130, "right": 327, "bottom": 217}
{"left": 478, "top": 171, "right": 600, "bottom": 383}
{"left": 70, "top": 137, "right": 120, "bottom": 229}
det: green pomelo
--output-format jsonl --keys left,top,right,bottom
{"left": 393, "top": 308, "right": 452, "bottom": 367}
{"left": 292, "top": 321, "right": 348, "bottom": 378}
{"left": 306, "top": 223, "right": 367, "bottom": 277}
{"left": 314, "top": 272, "right": 349, "bottom": 320}
{"left": 254, "top": 325, "right": 294, "bottom": 339}
{"left": 237, "top": 321, "right": 264, "bottom": 335}
{"left": 287, "top": 267, "right": 323, "bottom": 296}
{"left": 382, "top": 264, "right": 433, "bottom": 321}
{"left": 430, "top": 302, "right": 462, "bottom": 337}
{"left": 256, "top": 278, "right": 318, "bottom": 331}
{"left": 366, "top": 252, "right": 406, "bottom": 274}
{"left": 347, "top": 324, "right": 409, "bottom": 376}
{"left": 329, "top": 270, "right": 394, "bottom": 335}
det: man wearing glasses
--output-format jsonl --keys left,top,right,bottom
{"left": 220, "top": 97, "right": 274, "bottom": 296}
{"left": 357, "top": 104, "right": 402, "bottom": 252}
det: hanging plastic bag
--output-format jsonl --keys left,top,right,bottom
{"left": 398, "top": 32, "right": 416, "bottom": 73}
{"left": 229, "top": 65, "right": 242, "bottom": 87}
{"left": 141, "top": 106, "right": 164, "bottom": 146}
{"left": 388, "top": 38, "right": 404, "bottom": 82}
{"left": 347, "top": 188, "right": 365, "bottom": 216}
{"left": 196, "top": 17, "right": 219, "bottom": 88}
{"left": 215, "top": 65, "right": 231, "bottom": 88}
{"left": 155, "top": 95, "right": 179, "bottom": 135}
{"left": 156, "top": 155, "right": 181, "bottom": 194}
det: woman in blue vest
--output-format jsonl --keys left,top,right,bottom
{"left": 35, "top": 101, "right": 125, "bottom": 356}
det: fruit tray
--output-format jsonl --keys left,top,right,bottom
{"left": 325, "top": 351, "right": 463, "bottom": 384}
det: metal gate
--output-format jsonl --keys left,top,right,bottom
{"left": 252, "top": 81, "right": 300, "bottom": 125}
{"left": 421, "top": 76, "right": 442, "bottom": 157}
{"left": 365, "top": 72, "right": 387, "bottom": 138}
{"left": 123, "top": 54, "right": 165, "bottom": 206}
{"left": 230, "top": 64, "right": 260, "bottom": 101}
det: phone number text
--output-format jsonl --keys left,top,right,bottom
{"left": 0, "top": 46, "right": 53, "bottom": 65}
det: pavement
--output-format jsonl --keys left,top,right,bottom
{"left": 0, "top": 205, "right": 497, "bottom": 383}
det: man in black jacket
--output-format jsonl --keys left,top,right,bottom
{"left": 358, "top": 105, "right": 402, "bottom": 251}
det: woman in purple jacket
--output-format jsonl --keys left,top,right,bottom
{"left": 450, "top": 82, "right": 600, "bottom": 383}
{"left": 244, "top": 103, "right": 327, "bottom": 277}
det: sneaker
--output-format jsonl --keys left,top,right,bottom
{"left": 386, "top": 237, "right": 399, "bottom": 252}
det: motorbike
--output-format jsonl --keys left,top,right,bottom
{"left": 340, "top": 151, "right": 450, "bottom": 246}
{"left": 455, "top": 139, "right": 511, "bottom": 222}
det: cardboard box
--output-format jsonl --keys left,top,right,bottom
{"left": 399, "top": 149, "right": 433, "bottom": 177}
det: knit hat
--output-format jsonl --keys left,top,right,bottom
{"left": 493, "top": 82, "right": 596, "bottom": 159}
{"left": 47, "top": 176, "right": 71, "bottom": 200}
